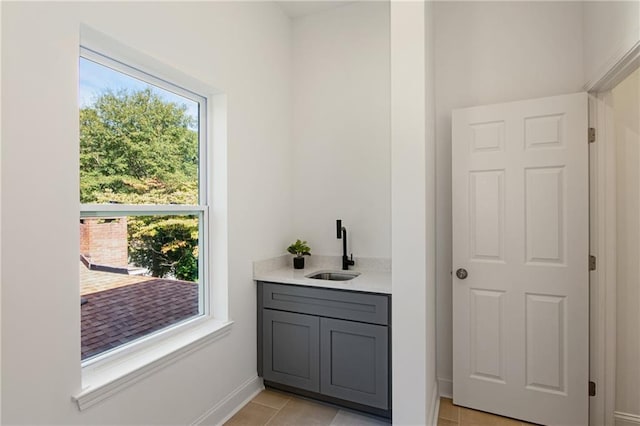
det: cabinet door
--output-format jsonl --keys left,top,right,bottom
{"left": 263, "top": 309, "right": 320, "bottom": 392}
{"left": 320, "top": 318, "right": 389, "bottom": 409}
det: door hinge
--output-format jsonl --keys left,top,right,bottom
{"left": 589, "top": 255, "right": 597, "bottom": 271}
{"left": 589, "top": 381, "right": 596, "bottom": 396}
{"left": 589, "top": 127, "right": 596, "bottom": 143}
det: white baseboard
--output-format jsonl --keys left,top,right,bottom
{"left": 428, "top": 380, "right": 440, "bottom": 426}
{"left": 438, "top": 377, "right": 452, "bottom": 399}
{"left": 615, "top": 411, "right": 640, "bottom": 426}
{"left": 191, "top": 375, "right": 263, "bottom": 426}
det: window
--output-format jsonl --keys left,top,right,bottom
{"left": 79, "top": 48, "right": 208, "bottom": 362}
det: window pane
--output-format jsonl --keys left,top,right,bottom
{"left": 79, "top": 57, "right": 200, "bottom": 205}
{"left": 80, "top": 214, "right": 201, "bottom": 360}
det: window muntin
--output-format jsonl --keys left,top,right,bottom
{"left": 79, "top": 48, "right": 208, "bottom": 362}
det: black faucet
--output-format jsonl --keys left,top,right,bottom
{"left": 336, "top": 219, "right": 355, "bottom": 270}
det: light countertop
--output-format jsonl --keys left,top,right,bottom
{"left": 253, "top": 255, "right": 392, "bottom": 294}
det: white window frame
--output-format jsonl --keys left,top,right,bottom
{"left": 73, "top": 46, "right": 236, "bottom": 417}
{"left": 79, "top": 47, "right": 210, "bottom": 365}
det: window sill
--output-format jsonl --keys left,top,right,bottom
{"left": 73, "top": 318, "right": 233, "bottom": 411}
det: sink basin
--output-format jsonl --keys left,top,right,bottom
{"left": 306, "top": 270, "right": 361, "bottom": 281}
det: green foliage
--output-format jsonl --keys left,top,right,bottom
{"left": 287, "top": 239, "right": 311, "bottom": 257}
{"left": 129, "top": 216, "right": 199, "bottom": 281}
{"left": 79, "top": 88, "right": 198, "bottom": 204}
{"left": 80, "top": 88, "right": 200, "bottom": 280}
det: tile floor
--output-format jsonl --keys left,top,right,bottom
{"left": 437, "top": 398, "right": 538, "bottom": 426}
{"left": 225, "top": 390, "right": 538, "bottom": 426}
{"left": 224, "top": 389, "right": 389, "bottom": 426}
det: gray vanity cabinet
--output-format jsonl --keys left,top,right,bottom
{"left": 258, "top": 281, "right": 391, "bottom": 417}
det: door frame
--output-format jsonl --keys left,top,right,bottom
{"left": 586, "top": 40, "right": 640, "bottom": 426}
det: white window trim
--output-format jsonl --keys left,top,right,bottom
{"left": 75, "top": 25, "right": 230, "bottom": 410}
{"left": 74, "top": 319, "right": 233, "bottom": 411}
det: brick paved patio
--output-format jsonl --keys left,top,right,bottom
{"left": 81, "top": 265, "right": 199, "bottom": 360}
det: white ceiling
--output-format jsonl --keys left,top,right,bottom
{"left": 275, "top": 1, "right": 354, "bottom": 19}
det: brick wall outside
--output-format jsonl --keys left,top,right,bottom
{"left": 80, "top": 217, "right": 129, "bottom": 267}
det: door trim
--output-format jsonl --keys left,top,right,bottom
{"left": 584, "top": 40, "right": 640, "bottom": 92}
{"left": 588, "top": 91, "right": 617, "bottom": 426}
{"left": 588, "top": 37, "right": 640, "bottom": 425}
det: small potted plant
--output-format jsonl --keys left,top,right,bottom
{"left": 287, "top": 239, "right": 311, "bottom": 269}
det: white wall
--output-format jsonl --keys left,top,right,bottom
{"left": 0, "top": 0, "right": 3, "bottom": 422}
{"left": 1, "top": 2, "right": 292, "bottom": 424}
{"left": 433, "top": 1, "right": 585, "bottom": 395}
{"left": 291, "top": 1, "right": 390, "bottom": 258}
{"left": 583, "top": 1, "right": 640, "bottom": 88}
{"left": 391, "top": 1, "right": 438, "bottom": 423}
{"left": 612, "top": 67, "right": 640, "bottom": 424}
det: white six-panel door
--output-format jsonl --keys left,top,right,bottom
{"left": 452, "top": 93, "right": 589, "bottom": 425}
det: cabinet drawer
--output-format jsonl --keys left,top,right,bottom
{"left": 261, "top": 282, "right": 389, "bottom": 325}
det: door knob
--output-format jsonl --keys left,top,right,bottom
{"left": 456, "top": 268, "right": 468, "bottom": 280}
